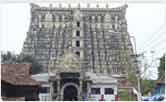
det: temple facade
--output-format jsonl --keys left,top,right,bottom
{"left": 22, "top": 3, "right": 136, "bottom": 101}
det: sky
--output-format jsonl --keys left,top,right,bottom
{"left": 0, "top": 1, "right": 165, "bottom": 79}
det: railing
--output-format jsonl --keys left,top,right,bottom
{"left": 39, "top": 93, "right": 50, "bottom": 101}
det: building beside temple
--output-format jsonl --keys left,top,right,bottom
{"left": 31, "top": 73, "right": 50, "bottom": 101}
{"left": 21, "top": 3, "right": 137, "bottom": 101}
{"left": 1, "top": 64, "right": 40, "bottom": 101}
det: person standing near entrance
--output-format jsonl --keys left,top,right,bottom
{"left": 99, "top": 94, "right": 105, "bottom": 101}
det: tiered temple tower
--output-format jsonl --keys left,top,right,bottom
{"left": 22, "top": 3, "right": 135, "bottom": 78}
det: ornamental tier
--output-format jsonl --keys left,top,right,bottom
{"left": 22, "top": 3, "right": 135, "bottom": 77}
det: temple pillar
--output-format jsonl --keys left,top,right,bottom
{"left": 79, "top": 78, "right": 83, "bottom": 100}
{"left": 87, "top": 81, "right": 91, "bottom": 100}
{"left": 56, "top": 74, "right": 61, "bottom": 100}
{"left": 49, "top": 81, "right": 54, "bottom": 101}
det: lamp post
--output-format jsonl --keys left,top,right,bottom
{"left": 130, "top": 36, "right": 142, "bottom": 101}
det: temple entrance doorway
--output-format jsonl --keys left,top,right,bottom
{"left": 63, "top": 85, "right": 78, "bottom": 101}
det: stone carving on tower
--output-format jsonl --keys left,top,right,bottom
{"left": 22, "top": 4, "right": 135, "bottom": 79}
{"left": 48, "top": 47, "right": 81, "bottom": 74}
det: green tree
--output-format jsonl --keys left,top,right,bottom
{"left": 1, "top": 51, "right": 17, "bottom": 63}
{"left": 17, "top": 55, "right": 43, "bottom": 74}
{"left": 119, "top": 89, "right": 135, "bottom": 101}
{"left": 141, "top": 79, "right": 155, "bottom": 95}
{"left": 158, "top": 54, "right": 165, "bottom": 80}
{"left": 1, "top": 51, "right": 42, "bottom": 74}
{"left": 140, "top": 54, "right": 165, "bottom": 96}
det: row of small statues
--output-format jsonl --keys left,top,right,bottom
{"left": 31, "top": 3, "right": 127, "bottom": 9}
{"left": 48, "top": 3, "right": 110, "bottom": 8}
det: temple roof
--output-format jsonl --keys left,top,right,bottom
{"left": 86, "top": 72, "right": 117, "bottom": 84}
{"left": 31, "top": 73, "right": 49, "bottom": 82}
{"left": 2, "top": 96, "right": 25, "bottom": 101}
{"left": 1, "top": 63, "right": 39, "bottom": 86}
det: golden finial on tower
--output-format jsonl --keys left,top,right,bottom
{"left": 49, "top": 3, "right": 52, "bottom": 8}
{"left": 96, "top": 4, "right": 99, "bottom": 8}
{"left": 106, "top": 4, "right": 109, "bottom": 8}
{"left": 59, "top": 3, "right": 62, "bottom": 8}
{"left": 87, "top": 3, "right": 90, "bottom": 8}
{"left": 78, "top": 3, "right": 80, "bottom": 8}
{"left": 68, "top": 4, "right": 71, "bottom": 8}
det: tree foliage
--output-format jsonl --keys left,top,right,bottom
{"left": 1, "top": 51, "right": 17, "bottom": 63}
{"left": 140, "top": 54, "right": 165, "bottom": 96}
{"left": 141, "top": 79, "right": 155, "bottom": 95}
{"left": 118, "top": 89, "right": 135, "bottom": 101}
{"left": 1, "top": 51, "right": 42, "bottom": 74}
{"left": 127, "top": 65, "right": 138, "bottom": 88}
{"left": 158, "top": 54, "right": 165, "bottom": 80}
{"left": 17, "top": 55, "right": 43, "bottom": 74}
